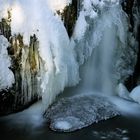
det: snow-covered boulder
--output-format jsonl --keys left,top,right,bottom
{"left": 129, "top": 86, "right": 140, "bottom": 104}
{"left": 44, "top": 94, "right": 119, "bottom": 132}
{"left": 117, "top": 83, "right": 132, "bottom": 101}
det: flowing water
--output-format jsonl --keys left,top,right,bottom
{"left": 0, "top": 97, "right": 140, "bottom": 140}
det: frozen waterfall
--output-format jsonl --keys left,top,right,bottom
{"left": 43, "top": 0, "right": 139, "bottom": 132}
{"left": 72, "top": 0, "right": 137, "bottom": 96}
{"left": 0, "top": 0, "right": 139, "bottom": 110}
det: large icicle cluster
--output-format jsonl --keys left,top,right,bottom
{"left": 0, "top": 0, "right": 79, "bottom": 108}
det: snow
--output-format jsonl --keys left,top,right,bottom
{"left": 0, "top": 0, "right": 138, "bottom": 110}
{"left": 0, "top": 0, "right": 79, "bottom": 108}
{"left": 0, "top": 0, "right": 12, "bottom": 20}
{"left": 73, "top": 11, "right": 89, "bottom": 41}
{"left": 73, "top": 0, "right": 100, "bottom": 43}
{"left": 72, "top": 0, "right": 137, "bottom": 98}
{"left": 47, "top": 0, "right": 71, "bottom": 11}
{"left": 52, "top": 120, "right": 72, "bottom": 130}
{"left": 72, "top": 1, "right": 133, "bottom": 67}
{"left": 108, "top": 95, "right": 140, "bottom": 117}
{"left": 10, "top": 2, "right": 25, "bottom": 40}
{"left": 45, "top": 94, "right": 119, "bottom": 132}
{"left": 117, "top": 83, "right": 132, "bottom": 101}
{"left": 0, "top": 35, "right": 15, "bottom": 91}
{"left": 0, "top": 0, "right": 72, "bottom": 45}
{"left": 130, "top": 86, "right": 140, "bottom": 104}
{"left": 0, "top": 0, "right": 139, "bottom": 135}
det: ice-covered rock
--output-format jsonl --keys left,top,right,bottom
{"left": 117, "top": 83, "right": 132, "bottom": 101}
{"left": 130, "top": 86, "right": 140, "bottom": 104}
{"left": 44, "top": 95, "right": 119, "bottom": 132}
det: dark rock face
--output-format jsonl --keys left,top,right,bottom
{"left": 58, "top": 1, "right": 78, "bottom": 37}
{"left": 123, "top": 0, "right": 140, "bottom": 91}
{"left": 44, "top": 95, "right": 119, "bottom": 132}
{"left": 122, "top": 0, "right": 135, "bottom": 30}
{"left": 0, "top": 90, "right": 14, "bottom": 116}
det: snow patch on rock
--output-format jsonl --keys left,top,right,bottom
{"left": 130, "top": 86, "right": 140, "bottom": 104}
{"left": 117, "top": 83, "right": 132, "bottom": 101}
{"left": 45, "top": 94, "right": 119, "bottom": 132}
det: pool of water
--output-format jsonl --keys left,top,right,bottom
{"left": 0, "top": 97, "right": 140, "bottom": 140}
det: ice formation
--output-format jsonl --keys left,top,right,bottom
{"left": 0, "top": 0, "right": 139, "bottom": 112}
{"left": 130, "top": 86, "right": 140, "bottom": 104}
{"left": 0, "top": 0, "right": 139, "bottom": 133}
{"left": 0, "top": 0, "right": 79, "bottom": 107}
{"left": 117, "top": 83, "right": 132, "bottom": 101}
{"left": 72, "top": 0, "right": 137, "bottom": 96}
{"left": 0, "top": 35, "right": 15, "bottom": 91}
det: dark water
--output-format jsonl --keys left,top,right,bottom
{"left": 0, "top": 100, "right": 140, "bottom": 140}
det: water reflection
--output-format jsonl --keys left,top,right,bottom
{"left": 92, "top": 128, "right": 129, "bottom": 140}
